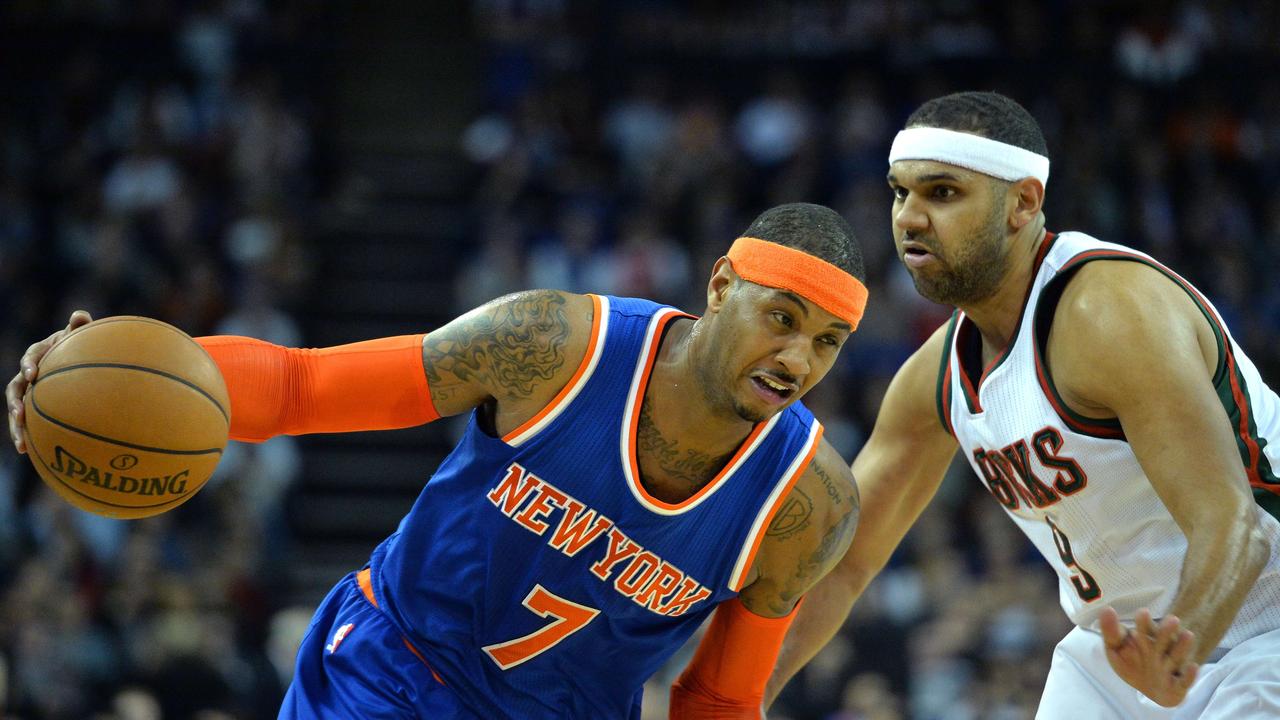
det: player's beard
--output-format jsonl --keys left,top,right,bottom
{"left": 693, "top": 343, "right": 772, "bottom": 424}
{"left": 731, "top": 397, "right": 768, "bottom": 424}
{"left": 696, "top": 361, "right": 770, "bottom": 423}
{"left": 905, "top": 199, "right": 1008, "bottom": 306}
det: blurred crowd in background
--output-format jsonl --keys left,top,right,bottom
{"left": 1, "top": 3, "right": 324, "bottom": 718}
{"left": 3, "top": 1, "right": 1280, "bottom": 718}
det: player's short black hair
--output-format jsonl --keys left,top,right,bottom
{"left": 905, "top": 91, "right": 1048, "bottom": 157}
{"left": 740, "top": 203, "right": 865, "bottom": 282}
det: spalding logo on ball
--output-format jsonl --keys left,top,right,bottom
{"left": 22, "top": 316, "right": 230, "bottom": 519}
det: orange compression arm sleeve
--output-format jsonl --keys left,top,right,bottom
{"left": 669, "top": 596, "right": 802, "bottom": 719}
{"left": 194, "top": 335, "right": 440, "bottom": 443}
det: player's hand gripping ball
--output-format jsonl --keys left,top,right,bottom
{"left": 21, "top": 317, "right": 229, "bottom": 519}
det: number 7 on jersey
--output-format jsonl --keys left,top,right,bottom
{"left": 483, "top": 585, "right": 600, "bottom": 670}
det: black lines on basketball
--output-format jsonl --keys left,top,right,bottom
{"left": 29, "top": 384, "right": 225, "bottom": 456}
{"left": 26, "top": 439, "right": 190, "bottom": 512}
{"left": 38, "top": 362, "right": 230, "bottom": 423}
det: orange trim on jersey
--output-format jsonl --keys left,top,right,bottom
{"left": 730, "top": 424, "right": 823, "bottom": 592}
{"left": 632, "top": 421, "right": 770, "bottom": 512}
{"left": 623, "top": 309, "right": 770, "bottom": 513}
{"left": 502, "top": 294, "right": 605, "bottom": 444}
{"left": 356, "top": 568, "right": 445, "bottom": 686}
{"left": 728, "top": 237, "right": 868, "bottom": 330}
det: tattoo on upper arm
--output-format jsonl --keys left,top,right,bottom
{"left": 763, "top": 504, "right": 859, "bottom": 615}
{"left": 811, "top": 461, "right": 844, "bottom": 506}
{"left": 808, "top": 505, "right": 857, "bottom": 574}
{"left": 423, "top": 291, "right": 571, "bottom": 402}
{"left": 767, "top": 487, "right": 814, "bottom": 540}
{"left": 756, "top": 457, "right": 861, "bottom": 615}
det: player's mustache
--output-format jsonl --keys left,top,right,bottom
{"left": 900, "top": 233, "right": 941, "bottom": 255}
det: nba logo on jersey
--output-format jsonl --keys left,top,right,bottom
{"left": 325, "top": 623, "right": 354, "bottom": 654}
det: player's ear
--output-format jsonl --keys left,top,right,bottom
{"left": 1008, "top": 177, "right": 1044, "bottom": 230}
{"left": 706, "top": 257, "right": 735, "bottom": 313}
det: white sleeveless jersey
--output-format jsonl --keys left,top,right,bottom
{"left": 941, "top": 231, "right": 1280, "bottom": 647}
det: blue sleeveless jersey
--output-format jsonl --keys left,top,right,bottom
{"left": 368, "top": 295, "right": 823, "bottom": 719}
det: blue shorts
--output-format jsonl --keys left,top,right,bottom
{"left": 279, "top": 572, "right": 480, "bottom": 719}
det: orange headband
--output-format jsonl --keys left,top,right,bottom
{"left": 726, "top": 237, "right": 868, "bottom": 330}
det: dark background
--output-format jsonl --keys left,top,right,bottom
{"left": 2, "top": 2, "right": 1278, "bottom": 718}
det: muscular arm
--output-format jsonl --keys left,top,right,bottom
{"left": 667, "top": 439, "right": 858, "bottom": 718}
{"left": 422, "top": 290, "right": 595, "bottom": 429}
{"left": 765, "top": 323, "right": 958, "bottom": 704}
{"left": 186, "top": 290, "right": 593, "bottom": 442}
{"left": 739, "top": 439, "right": 862, "bottom": 617}
{"left": 7, "top": 293, "right": 593, "bottom": 447}
{"left": 1050, "top": 262, "right": 1270, "bottom": 663}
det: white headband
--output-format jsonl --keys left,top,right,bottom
{"left": 888, "top": 127, "right": 1049, "bottom": 186}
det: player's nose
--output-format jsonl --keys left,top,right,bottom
{"left": 774, "top": 336, "right": 811, "bottom": 379}
{"left": 893, "top": 195, "right": 929, "bottom": 233}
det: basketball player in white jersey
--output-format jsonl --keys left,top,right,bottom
{"left": 766, "top": 92, "right": 1280, "bottom": 718}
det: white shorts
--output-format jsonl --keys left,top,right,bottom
{"left": 1037, "top": 625, "right": 1280, "bottom": 719}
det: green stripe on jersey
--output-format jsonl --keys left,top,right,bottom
{"left": 936, "top": 312, "right": 959, "bottom": 434}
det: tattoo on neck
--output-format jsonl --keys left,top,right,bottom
{"left": 635, "top": 399, "right": 731, "bottom": 498}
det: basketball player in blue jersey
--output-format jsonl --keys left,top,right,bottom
{"left": 766, "top": 93, "right": 1280, "bottom": 718}
{"left": 10, "top": 203, "right": 869, "bottom": 718}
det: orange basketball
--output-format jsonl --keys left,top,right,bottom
{"left": 22, "top": 316, "right": 230, "bottom": 519}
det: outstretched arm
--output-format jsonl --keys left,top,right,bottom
{"left": 201, "top": 289, "right": 594, "bottom": 441}
{"left": 765, "top": 322, "right": 958, "bottom": 705}
{"left": 7, "top": 291, "right": 595, "bottom": 449}
{"left": 1050, "top": 261, "right": 1270, "bottom": 706}
{"left": 668, "top": 439, "right": 859, "bottom": 719}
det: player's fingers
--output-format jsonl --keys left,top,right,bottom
{"left": 1099, "top": 607, "right": 1125, "bottom": 646}
{"left": 1135, "top": 608, "right": 1156, "bottom": 643}
{"left": 6, "top": 370, "right": 25, "bottom": 410}
{"left": 8, "top": 412, "right": 19, "bottom": 454}
{"left": 67, "top": 310, "right": 92, "bottom": 331}
{"left": 20, "top": 324, "right": 75, "bottom": 384}
{"left": 1154, "top": 615, "right": 1182, "bottom": 654}
{"left": 1166, "top": 628, "right": 1195, "bottom": 667}
{"left": 20, "top": 340, "right": 47, "bottom": 382}
{"left": 8, "top": 372, "right": 26, "bottom": 453}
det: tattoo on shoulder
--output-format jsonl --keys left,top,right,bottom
{"left": 809, "top": 505, "right": 857, "bottom": 573}
{"left": 423, "top": 290, "right": 571, "bottom": 401}
{"left": 810, "top": 461, "right": 843, "bottom": 506}
{"left": 766, "top": 487, "right": 813, "bottom": 540}
{"left": 764, "top": 500, "right": 858, "bottom": 615}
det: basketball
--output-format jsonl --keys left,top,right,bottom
{"left": 21, "top": 316, "right": 230, "bottom": 519}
